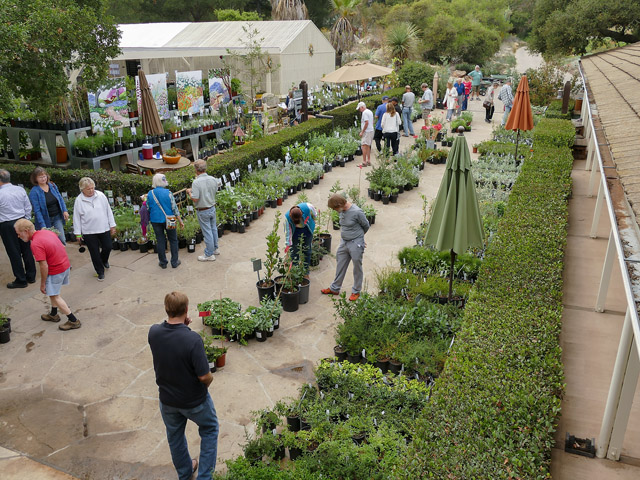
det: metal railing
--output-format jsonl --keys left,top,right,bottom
{"left": 578, "top": 61, "right": 640, "bottom": 461}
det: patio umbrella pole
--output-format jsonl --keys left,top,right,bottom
{"left": 514, "top": 129, "right": 520, "bottom": 160}
{"left": 449, "top": 249, "right": 456, "bottom": 302}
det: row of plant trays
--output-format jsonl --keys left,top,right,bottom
{"left": 6, "top": 118, "right": 90, "bottom": 131}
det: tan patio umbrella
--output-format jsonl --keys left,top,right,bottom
{"left": 505, "top": 75, "right": 534, "bottom": 159}
{"left": 138, "top": 68, "right": 164, "bottom": 138}
{"left": 321, "top": 60, "right": 393, "bottom": 84}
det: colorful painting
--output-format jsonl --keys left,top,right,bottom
{"left": 87, "top": 79, "right": 130, "bottom": 133}
{"left": 208, "top": 71, "right": 231, "bottom": 112}
{"left": 135, "top": 73, "right": 170, "bottom": 120}
{"left": 177, "top": 70, "right": 205, "bottom": 115}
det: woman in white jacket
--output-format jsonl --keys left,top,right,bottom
{"left": 483, "top": 81, "right": 499, "bottom": 123}
{"left": 73, "top": 177, "right": 116, "bottom": 281}
{"left": 381, "top": 102, "right": 402, "bottom": 155}
{"left": 444, "top": 81, "right": 458, "bottom": 122}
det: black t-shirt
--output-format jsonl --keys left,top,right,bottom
{"left": 44, "top": 189, "right": 61, "bottom": 218}
{"left": 148, "top": 321, "right": 210, "bottom": 408}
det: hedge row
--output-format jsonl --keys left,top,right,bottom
{"left": 1, "top": 118, "right": 331, "bottom": 198}
{"left": 397, "top": 122, "right": 574, "bottom": 478}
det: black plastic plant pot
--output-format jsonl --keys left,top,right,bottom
{"left": 390, "top": 194, "right": 398, "bottom": 203}
{"left": 389, "top": 359, "right": 402, "bottom": 374}
{"left": 373, "top": 192, "right": 381, "bottom": 201}
{"left": 120, "top": 242, "right": 129, "bottom": 252}
{"left": 280, "top": 288, "right": 300, "bottom": 312}
{"left": 347, "top": 352, "right": 361, "bottom": 364}
{"left": 257, "top": 281, "right": 275, "bottom": 302}
{"left": 333, "top": 345, "right": 347, "bottom": 362}
{"left": 564, "top": 433, "right": 596, "bottom": 458}
{"left": 139, "top": 243, "right": 149, "bottom": 253}
{"left": 129, "top": 241, "right": 139, "bottom": 251}
{"left": 178, "top": 238, "right": 187, "bottom": 249}
{"left": 255, "top": 330, "right": 268, "bottom": 342}
{"left": 375, "top": 358, "right": 389, "bottom": 373}
{"left": 187, "top": 243, "right": 196, "bottom": 253}
{"left": 319, "top": 233, "right": 332, "bottom": 253}
{"left": 382, "top": 195, "right": 390, "bottom": 205}
{"left": 238, "top": 224, "right": 246, "bottom": 234}
{"left": 0, "top": 327, "right": 10, "bottom": 344}
{"left": 287, "top": 415, "right": 301, "bottom": 432}
{"left": 298, "top": 278, "right": 310, "bottom": 304}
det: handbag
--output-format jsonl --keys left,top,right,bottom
{"left": 151, "top": 190, "right": 177, "bottom": 229}
{"left": 482, "top": 100, "right": 491, "bottom": 108}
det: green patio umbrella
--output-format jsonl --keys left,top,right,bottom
{"left": 424, "top": 127, "right": 484, "bottom": 300}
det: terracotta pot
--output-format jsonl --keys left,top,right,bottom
{"left": 163, "top": 154, "right": 181, "bottom": 164}
{"left": 56, "top": 146, "right": 68, "bottom": 164}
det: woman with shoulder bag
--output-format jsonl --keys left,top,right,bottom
{"left": 147, "top": 174, "right": 184, "bottom": 269}
{"left": 381, "top": 102, "right": 402, "bottom": 155}
{"left": 483, "top": 81, "right": 499, "bottom": 123}
{"left": 28, "top": 167, "right": 69, "bottom": 245}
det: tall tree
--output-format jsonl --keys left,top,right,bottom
{"left": 530, "top": 0, "right": 640, "bottom": 56}
{"left": 272, "top": 0, "right": 309, "bottom": 20}
{"left": 330, "top": 0, "right": 362, "bottom": 67}
{"left": 0, "top": 0, "right": 120, "bottom": 118}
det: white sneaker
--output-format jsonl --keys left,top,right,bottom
{"left": 198, "top": 254, "right": 216, "bottom": 262}
{"left": 213, "top": 249, "right": 221, "bottom": 255}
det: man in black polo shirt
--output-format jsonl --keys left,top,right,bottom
{"left": 149, "top": 291, "right": 219, "bottom": 480}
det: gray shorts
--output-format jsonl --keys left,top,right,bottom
{"left": 421, "top": 109, "right": 431, "bottom": 119}
{"left": 361, "top": 130, "right": 374, "bottom": 146}
{"left": 46, "top": 267, "right": 70, "bottom": 296}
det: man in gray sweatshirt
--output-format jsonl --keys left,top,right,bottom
{"left": 321, "top": 194, "right": 370, "bottom": 301}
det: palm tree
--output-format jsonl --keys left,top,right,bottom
{"left": 330, "top": 0, "right": 362, "bottom": 67}
{"left": 272, "top": 0, "right": 309, "bottom": 21}
{"left": 386, "top": 22, "right": 419, "bottom": 67}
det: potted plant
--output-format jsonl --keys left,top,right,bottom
{"left": 0, "top": 309, "right": 11, "bottom": 344}
{"left": 163, "top": 147, "right": 181, "bottom": 164}
{"left": 200, "top": 332, "right": 228, "bottom": 372}
{"left": 256, "top": 212, "right": 281, "bottom": 301}
{"left": 277, "top": 252, "right": 301, "bottom": 313}
{"left": 249, "top": 305, "right": 273, "bottom": 342}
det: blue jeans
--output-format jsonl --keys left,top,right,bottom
{"left": 196, "top": 207, "right": 218, "bottom": 257}
{"left": 160, "top": 393, "right": 219, "bottom": 480}
{"left": 152, "top": 222, "right": 179, "bottom": 267}
{"left": 502, "top": 105, "right": 512, "bottom": 126}
{"left": 401, "top": 107, "right": 414, "bottom": 136}
{"left": 50, "top": 214, "right": 66, "bottom": 245}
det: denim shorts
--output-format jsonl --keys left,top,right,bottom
{"left": 45, "top": 267, "right": 70, "bottom": 296}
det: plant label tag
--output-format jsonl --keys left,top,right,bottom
{"left": 230, "top": 172, "right": 236, "bottom": 181}
{"left": 325, "top": 409, "right": 329, "bottom": 415}
{"left": 131, "top": 127, "right": 136, "bottom": 136}
{"left": 116, "top": 196, "right": 123, "bottom": 204}
{"left": 223, "top": 174, "right": 228, "bottom": 184}
{"left": 133, "top": 205, "right": 140, "bottom": 213}
{"left": 258, "top": 159, "right": 262, "bottom": 167}
{"left": 108, "top": 197, "right": 114, "bottom": 206}
{"left": 198, "top": 311, "right": 211, "bottom": 317}
{"left": 265, "top": 157, "right": 269, "bottom": 164}
{"left": 126, "top": 195, "right": 131, "bottom": 204}
{"left": 117, "top": 128, "right": 123, "bottom": 138}
{"left": 305, "top": 140, "right": 308, "bottom": 146}
{"left": 236, "top": 200, "right": 242, "bottom": 211}
{"left": 335, "top": 131, "right": 339, "bottom": 138}
{"left": 61, "top": 192, "right": 68, "bottom": 199}
{"left": 225, "top": 184, "right": 231, "bottom": 191}
{"left": 235, "top": 168, "right": 240, "bottom": 177}
{"left": 248, "top": 164, "right": 252, "bottom": 173}
{"left": 187, "top": 205, "right": 194, "bottom": 213}
{"left": 362, "top": 349, "right": 366, "bottom": 358}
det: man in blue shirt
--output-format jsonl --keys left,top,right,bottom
{"left": 0, "top": 169, "right": 36, "bottom": 288}
{"left": 373, "top": 95, "right": 389, "bottom": 152}
{"left": 149, "top": 291, "right": 219, "bottom": 480}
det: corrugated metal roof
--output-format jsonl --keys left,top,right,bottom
{"left": 117, "top": 21, "right": 312, "bottom": 55}
{"left": 581, "top": 43, "right": 640, "bottom": 225}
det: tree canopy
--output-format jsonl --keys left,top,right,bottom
{"left": 529, "top": 0, "right": 640, "bottom": 56}
{"left": 0, "top": 0, "right": 121, "bottom": 118}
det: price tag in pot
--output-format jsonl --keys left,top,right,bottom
{"left": 235, "top": 168, "right": 240, "bottom": 177}
{"left": 230, "top": 171, "right": 236, "bottom": 181}
{"left": 223, "top": 174, "right": 228, "bottom": 184}
{"left": 248, "top": 164, "right": 252, "bottom": 173}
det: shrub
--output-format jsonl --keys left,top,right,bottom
{"left": 397, "top": 61, "right": 436, "bottom": 96}
{"left": 397, "top": 120, "right": 574, "bottom": 479}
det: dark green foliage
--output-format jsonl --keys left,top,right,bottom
{"left": 397, "top": 120, "right": 574, "bottom": 479}
{"left": 397, "top": 61, "right": 435, "bottom": 96}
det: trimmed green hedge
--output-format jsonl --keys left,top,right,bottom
{"left": 533, "top": 118, "right": 576, "bottom": 148}
{"left": 0, "top": 118, "right": 331, "bottom": 198}
{"left": 398, "top": 124, "right": 574, "bottom": 479}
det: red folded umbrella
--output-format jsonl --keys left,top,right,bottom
{"left": 505, "top": 75, "right": 534, "bottom": 159}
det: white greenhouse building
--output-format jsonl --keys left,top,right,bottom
{"left": 111, "top": 20, "right": 335, "bottom": 97}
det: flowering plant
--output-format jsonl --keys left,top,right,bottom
{"left": 421, "top": 114, "right": 443, "bottom": 141}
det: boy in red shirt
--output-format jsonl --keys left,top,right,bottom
{"left": 14, "top": 219, "right": 81, "bottom": 330}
